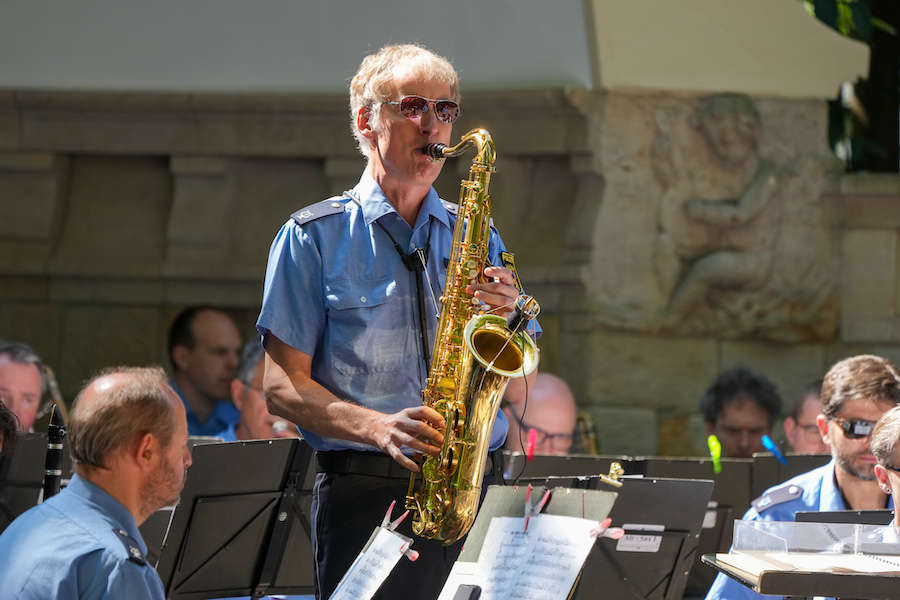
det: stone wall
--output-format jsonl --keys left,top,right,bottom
{"left": 1, "top": 88, "right": 898, "bottom": 458}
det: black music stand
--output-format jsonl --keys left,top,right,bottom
{"left": 633, "top": 456, "right": 753, "bottom": 596}
{"left": 156, "top": 438, "right": 315, "bottom": 600}
{"left": 0, "top": 432, "right": 46, "bottom": 533}
{"left": 570, "top": 476, "right": 714, "bottom": 600}
{"left": 795, "top": 509, "right": 894, "bottom": 526}
{"left": 751, "top": 452, "right": 831, "bottom": 500}
{"left": 502, "top": 452, "right": 635, "bottom": 482}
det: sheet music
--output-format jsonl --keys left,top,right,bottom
{"left": 329, "top": 527, "right": 409, "bottom": 600}
{"left": 438, "top": 515, "right": 599, "bottom": 600}
{"left": 717, "top": 550, "right": 900, "bottom": 576}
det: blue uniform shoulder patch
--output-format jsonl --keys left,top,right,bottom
{"left": 112, "top": 528, "right": 146, "bottom": 566}
{"left": 752, "top": 483, "right": 803, "bottom": 512}
{"left": 291, "top": 197, "right": 348, "bottom": 226}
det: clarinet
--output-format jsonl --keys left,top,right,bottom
{"left": 42, "top": 404, "right": 66, "bottom": 501}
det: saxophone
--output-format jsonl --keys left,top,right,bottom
{"left": 405, "top": 128, "right": 540, "bottom": 544}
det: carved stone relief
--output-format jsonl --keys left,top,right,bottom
{"left": 590, "top": 93, "right": 839, "bottom": 341}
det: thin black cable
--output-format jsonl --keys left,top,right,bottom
{"left": 511, "top": 360, "right": 530, "bottom": 486}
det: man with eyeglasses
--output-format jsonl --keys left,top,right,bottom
{"left": 213, "top": 339, "right": 298, "bottom": 443}
{"left": 504, "top": 373, "right": 575, "bottom": 455}
{"left": 257, "top": 44, "right": 538, "bottom": 600}
{"left": 783, "top": 379, "right": 828, "bottom": 454}
{"left": 706, "top": 355, "right": 899, "bottom": 600}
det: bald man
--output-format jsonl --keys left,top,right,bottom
{"left": 503, "top": 373, "right": 576, "bottom": 455}
{"left": 0, "top": 366, "right": 192, "bottom": 599}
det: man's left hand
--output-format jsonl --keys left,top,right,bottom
{"left": 467, "top": 266, "right": 519, "bottom": 317}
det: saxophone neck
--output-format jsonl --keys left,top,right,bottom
{"left": 423, "top": 129, "right": 496, "bottom": 167}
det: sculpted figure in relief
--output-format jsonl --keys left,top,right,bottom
{"left": 652, "top": 94, "right": 780, "bottom": 332}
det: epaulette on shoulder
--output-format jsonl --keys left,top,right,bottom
{"left": 112, "top": 528, "right": 147, "bottom": 566}
{"left": 441, "top": 199, "right": 495, "bottom": 228}
{"left": 291, "top": 197, "right": 348, "bottom": 226}
{"left": 751, "top": 483, "right": 803, "bottom": 513}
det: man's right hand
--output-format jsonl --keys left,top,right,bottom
{"left": 371, "top": 406, "right": 446, "bottom": 472}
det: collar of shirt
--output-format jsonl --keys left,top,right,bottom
{"left": 821, "top": 459, "right": 895, "bottom": 511}
{"left": 66, "top": 473, "right": 147, "bottom": 556}
{"left": 352, "top": 170, "right": 451, "bottom": 249}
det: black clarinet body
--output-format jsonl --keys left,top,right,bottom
{"left": 42, "top": 404, "right": 66, "bottom": 500}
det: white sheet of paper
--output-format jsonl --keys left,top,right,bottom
{"left": 329, "top": 527, "right": 409, "bottom": 600}
{"left": 436, "top": 561, "right": 480, "bottom": 600}
{"left": 438, "top": 514, "right": 599, "bottom": 600}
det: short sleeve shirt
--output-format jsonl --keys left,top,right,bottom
{"left": 0, "top": 474, "right": 165, "bottom": 600}
{"left": 257, "top": 170, "right": 539, "bottom": 452}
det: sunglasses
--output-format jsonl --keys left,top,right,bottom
{"left": 831, "top": 416, "right": 875, "bottom": 439}
{"left": 382, "top": 95, "right": 460, "bottom": 124}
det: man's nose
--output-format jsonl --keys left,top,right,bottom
{"left": 418, "top": 104, "right": 438, "bottom": 132}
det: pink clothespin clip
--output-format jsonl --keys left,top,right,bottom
{"left": 523, "top": 485, "right": 552, "bottom": 532}
{"left": 382, "top": 501, "right": 419, "bottom": 561}
{"left": 526, "top": 428, "right": 537, "bottom": 462}
{"left": 590, "top": 517, "right": 625, "bottom": 541}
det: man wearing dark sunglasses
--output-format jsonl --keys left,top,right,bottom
{"left": 257, "top": 44, "right": 538, "bottom": 600}
{"left": 706, "top": 354, "right": 900, "bottom": 600}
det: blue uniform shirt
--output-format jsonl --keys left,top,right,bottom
{"left": 258, "top": 171, "right": 538, "bottom": 452}
{"left": 213, "top": 423, "right": 238, "bottom": 442}
{"left": 170, "top": 379, "right": 241, "bottom": 436}
{"left": 0, "top": 474, "right": 164, "bottom": 599}
{"left": 705, "top": 459, "right": 895, "bottom": 600}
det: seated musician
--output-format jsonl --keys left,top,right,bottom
{"left": 214, "top": 338, "right": 299, "bottom": 442}
{"left": 503, "top": 373, "right": 576, "bottom": 455}
{"left": 706, "top": 355, "right": 899, "bottom": 600}
{"left": 700, "top": 366, "right": 782, "bottom": 458}
{"left": 258, "top": 43, "right": 538, "bottom": 600}
{"left": 0, "top": 366, "right": 191, "bottom": 599}
{"left": 0, "top": 339, "right": 44, "bottom": 432}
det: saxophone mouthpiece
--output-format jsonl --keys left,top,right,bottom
{"left": 422, "top": 143, "right": 447, "bottom": 160}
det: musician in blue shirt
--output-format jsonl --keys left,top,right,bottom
{"left": 259, "top": 44, "right": 538, "bottom": 600}
{"left": 706, "top": 355, "right": 900, "bottom": 600}
{"left": 0, "top": 366, "right": 192, "bottom": 599}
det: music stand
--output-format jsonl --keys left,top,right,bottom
{"left": 0, "top": 432, "right": 46, "bottom": 533}
{"left": 751, "top": 452, "right": 831, "bottom": 500}
{"left": 795, "top": 509, "right": 894, "bottom": 526}
{"left": 568, "top": 476, "right": 714, "bottom": 600}
{"left": 633, "top": 456, "right": 752, "bottom": 596}
{"left": 502, "top": 452, "right": 635, "bottom": 481}
{"left": 156, "top": 438, "right": 315, "bottom": 600}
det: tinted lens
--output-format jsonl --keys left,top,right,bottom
{"left": 434, "top": 100, "right": 460, "bottom": 123}
{"left": 398, "top": 96, "right": 429, "bottom": 118}
{"left": 840, "top": 418, "right": 874, "bottom": 439}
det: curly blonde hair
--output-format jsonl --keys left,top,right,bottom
{"left": 349, "top": 44, "right": 459, "bottom": 158}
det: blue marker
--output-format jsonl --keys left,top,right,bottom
{"left": 762, "top": 434, "right": 787, "bottom": 465}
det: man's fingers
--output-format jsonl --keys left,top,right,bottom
{"left": 388, "top": 446, "right": 420, "bottom": 472}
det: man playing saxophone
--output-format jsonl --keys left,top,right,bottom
{"left": 258, "top": 44, "right": 537, "bottom": 600}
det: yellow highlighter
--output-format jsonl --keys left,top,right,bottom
{"left": 707, "top": 434, "right": 722, "bottom": 474}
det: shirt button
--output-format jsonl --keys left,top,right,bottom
{"left": 360, "top": 296, "right": 367, "bottom": 303}
{"left": 331, "top": 201, "right": 342, "bottom": 208}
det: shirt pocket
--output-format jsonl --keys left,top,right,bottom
{"left": 323, "top": 277, "right": 414, "bottom": 376}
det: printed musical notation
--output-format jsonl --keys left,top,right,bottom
{"left": 329, "top": 527, "right": 410, "bottom": 600}
{"left": 438, "top": 514, "right": 599, "bottom": 600}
